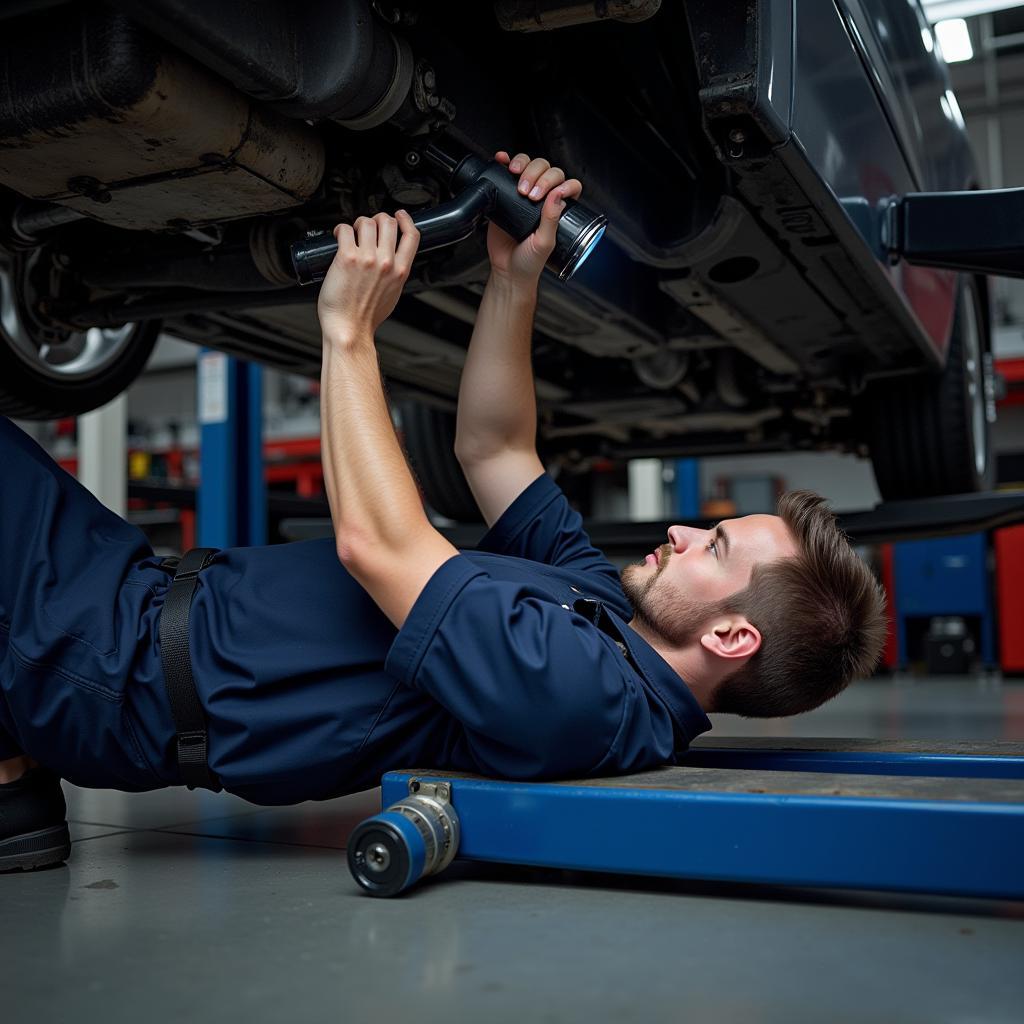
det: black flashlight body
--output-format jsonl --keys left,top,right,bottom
{"left": 451, "top": 154, "right": 541, "bottom": 242}
{"left": 290, "top": 153, "right": 605, "bottom": 285}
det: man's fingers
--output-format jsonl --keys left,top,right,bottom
{"left": 500, "top": 152, "right": 581, "bottom": 203}
{"left": 555, "top": 177, "right": 583, "bottom": 202}
{"left": 394, "top": 210, "right": 420, "bottom": 274}
{"left": 534, "top": 177, "right": 584, "bottom": 250}
{"left": 527, "top": 167, "right": 566, "bottom": 201}
{"left": 516, "top": 157, "right": 550, "bottom": 196}
{"left": 374, "top": 212, "right": 397, "bottom": 264}
{"left": 354, "top": 216, "right": 377, "bottom": 252}
{"left": 334, "top": 223, "right": 356, "bottom": 255}
{"left": 533, "top": 194, "right": 561, "bottom": 251}
{"left": 507, "top": 151, "right": 531, "bottom": 174}
{"left": 540, "top": 178, "right": 583, "bottom": 220}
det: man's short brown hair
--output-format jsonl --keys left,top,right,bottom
{"left": 712, "top": 490, "right": 887, "bottom": 717}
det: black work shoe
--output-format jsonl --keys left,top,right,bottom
{"left": 0, "top": 764, "right": 72, "bottom": 873}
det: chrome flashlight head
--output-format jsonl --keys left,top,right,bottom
{"left": 552, "top": 202, "right": 608, "bottom": 281}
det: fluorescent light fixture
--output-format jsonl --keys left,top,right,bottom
{"left": 945, "top": 88, "right": 966, "bottom": 128}
{"left": 922, "top": 0, "right": 1024, "bottom": 23}
{"left": 935, "top": 18, "right": 975, "bottom": 61}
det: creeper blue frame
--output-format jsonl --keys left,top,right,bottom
{"left": 369, "top": 741, "right": 1024, "bottom": 900}
{"left": 680, "top": 739, "right": 1024, "bottom": 780}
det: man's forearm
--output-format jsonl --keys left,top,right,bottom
{"left": 320, "top": 331, "right": 433, "bottom": 558}
{"left": 454, "top": 273, "right": 539, "bottom": 462}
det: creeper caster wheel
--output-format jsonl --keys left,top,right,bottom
{"left": 348, "top": 779, "right": 460, "bottom": 896}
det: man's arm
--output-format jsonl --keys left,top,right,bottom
{"left": 453, "top": 275, "right": 545, "bottom": 527}
{"left": 454, "top": 151, "right": 583, "bottom": 528}
{"left": 318, "top": 211, "right": 458, "bottom": 629}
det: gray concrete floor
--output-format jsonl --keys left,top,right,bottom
{"left": 6, "top": 676, "right": 1024, "bottom": 1024}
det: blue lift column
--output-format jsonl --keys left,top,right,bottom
{"left": 675, "top": 458, "right": 700, "bottom": 519}
{"left": 196, "top": 350, "right": 266, "bottom": 549}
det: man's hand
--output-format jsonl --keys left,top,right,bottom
{"left": 487, "top": 151, "right": 584, "bottom": 286}
{"left": 317, "top": 210, "right": 421, "bottom": 343}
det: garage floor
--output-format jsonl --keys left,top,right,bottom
{"left": 7, "top": 676, "right": 1024, "bottom": 1024}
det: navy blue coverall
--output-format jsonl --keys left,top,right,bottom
{"left": 0, "top": 416, "right": 711, "bottom": 805}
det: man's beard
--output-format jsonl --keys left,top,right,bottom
{"left": 620, "top": 553, "right": 723, "bottom": 647}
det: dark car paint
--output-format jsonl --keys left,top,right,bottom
{"left": 815, "top": 1, "right": 974, "bottom": 360}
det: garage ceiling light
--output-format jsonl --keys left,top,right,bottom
{"left": 922, "top": 0, "right": 1024, "bottom": 22}
{"left": 935, "top": 18, "right": 975, "bottom": 61}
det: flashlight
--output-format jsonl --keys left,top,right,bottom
{"left": 290, "top": 145, "right": 607, "bottom": 286}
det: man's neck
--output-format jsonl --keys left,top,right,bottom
{"left": 627, "top": 618, "right": 718, "bottom": 713}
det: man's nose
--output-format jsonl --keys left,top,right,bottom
{"left": 667, "top": 525, "right": 702, "bottom": 552}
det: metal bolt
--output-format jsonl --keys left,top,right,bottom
{"left": 404, "top": 150, "right": 421, "bottom": 167}
{"left": 67, "top": 175, "right": 102, "bottom": 195}
{"left": 727, "top": 128, "right": 746, "bottom": 159}
{"left": 365, "top": 843, "right": 391, "bottom": 873}
{"left": 427, "top": 94, "right": 440, "bottom": 108}
{"left": 422, "top": 68, "right": 436, "bottom": 90}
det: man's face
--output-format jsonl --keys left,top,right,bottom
{"left": 620, "top": 515, "right": 798, "bottom": 644}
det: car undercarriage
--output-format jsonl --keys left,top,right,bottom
{"left": 0, "top": 0, "right": 997, "bottom": 514}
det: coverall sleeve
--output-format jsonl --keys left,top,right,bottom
{"left": 384, "top": 554, "right": 678, "bottom": 779}
{"left": 475, "top": 472, "right": 627, "bottom": 599}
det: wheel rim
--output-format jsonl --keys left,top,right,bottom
{"left": 0, "top": 262, "right": 138, "bottom": 382}
{"left": 960, "top": 283, "right": 987, "bottom": 479}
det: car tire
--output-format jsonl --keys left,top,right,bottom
{"left": 0, "top": 260, "right": 160, "bottom": 419}
{"left": 396, "top": 399, "right": 482, "bottom": 523}
{"left": 862, "top": 276, "right": 995, "bottom": 501}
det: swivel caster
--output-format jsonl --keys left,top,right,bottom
{"left": 347, "top": 779, "right": 460, "bottom": 896}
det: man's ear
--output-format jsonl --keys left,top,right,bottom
{"left": 699, "top": 617, "right": 762, "bottom": 660}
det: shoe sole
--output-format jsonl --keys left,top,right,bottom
{"left": 0, "top": 824, "right": 72, "bottom": 872}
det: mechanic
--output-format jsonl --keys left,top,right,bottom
{"left": 0, "top": 152, "right": 886, "bottom": 871}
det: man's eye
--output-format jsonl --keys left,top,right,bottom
{"left": 707, "top": 539, "right": 718, "bottom": 557}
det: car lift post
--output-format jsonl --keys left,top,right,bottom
{"left": 78, "top": 392, "right": 128, "bottom": 518}
{"left": 196, "top": 349, "right": 266, "bottom": 548}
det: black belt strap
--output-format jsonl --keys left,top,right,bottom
{"left": 159, "top": 547, "right": 222, "bottom": 792}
